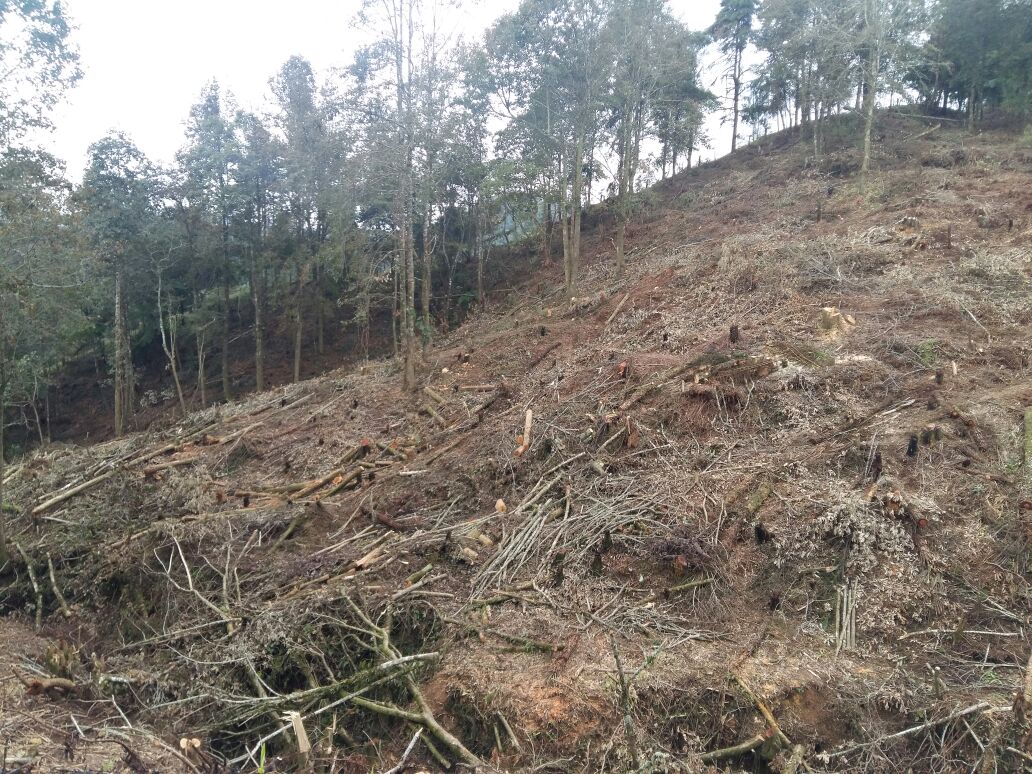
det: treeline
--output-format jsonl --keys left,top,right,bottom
{"left": 2, "top": 0, "right": 1032, "bottom": 445}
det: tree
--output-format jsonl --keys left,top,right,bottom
{"left": 485, "top": 0, "right": 611, "bottom": 298}
{"left": 0, "top": 0, "right": 80, "bottom": 145}
{"left": 235, "top": 111, "right": 281, "bottom": 392}
{"left": 605, "top": 0, "right": 708, "bottom": 274}
{"left": 271, "top": 57, "right": 332, "bottom": 382}
{"left": 913, "top": 0, "right": 1032, "bottom": 127}
{"left": 858, "top": 0, "right": 925, "bottom": 194}
{"left": 79, "top": 134, "right": 157, "bottom": 436}
{"left": 0, "top": 150, "right": 89, "bottom": 564}
{"left": 179, "top": 82, "right": 242, "bottom": 401}
{"left": 710, "top": 0, "right": 756, "bottom": 152}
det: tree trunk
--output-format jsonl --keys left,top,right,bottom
{"left": 476, "top": 205, "right": 486, "bottom": 308}
{"left": 391, "top": 261, "right": 400, "bottom": 359}
{"left": 156, "top": 278, "right": 187, "bottom": 416}
{"left": 967, "top": 83, "right": 977, "bottom": 132}
{"left": 221, "top": 278, "right": 232, "bottom": 403}
{"left": 196, "top": 328, "right": 207, "bottom": 408}
{"left": 394, "top": 0, "right": 417, "bottom": 392}
{"left": 615, "top": 107, "right": 632, "bottom": 277}
{"left": 293, "top": 268, "right": 304, "bottom": 383}
{"left": 731, "top": 46, "right": 743, "bottom": 152}
{"left": 315, "top": 264, "right": 325, "bottom": 357}
{"left": 251, "top": 252, "right": 264, "bottom": 392}
{"left": 113, "top": 265, "right": 128, "bottom": 437}
{"left": 569, "top": 128, "right": 584, "bottom": 297}
{"left": 859, "top": 0, "right": 880, "bottom": 197}
{"left": 421, "top": 203, "right": 432, "bottom": 349}
{"left": 0, "top": 392, "right": 7, "bottom": 568}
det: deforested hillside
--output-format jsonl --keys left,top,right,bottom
{"left": 1, "top": 112, "right": 1031, "bottom": 773}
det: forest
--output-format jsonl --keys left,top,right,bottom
{"left": 2, "top": 0, "right": 1031, "bottom": 447}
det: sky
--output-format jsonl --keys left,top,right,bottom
{"left": 41, "top": 0, "right": 727, "bottom": 180}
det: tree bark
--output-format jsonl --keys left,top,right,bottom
{"left": 859, "top": 0, "right": 880, "bottom": 197}
{"left": 0, "top": 393, "right": 7, "bottom": 568}
{"left": 221, "top": 277, "right": 232, "bottom": 402}
{"left": 250, "top": 251, "right": 264, "bottom": 392}
{"left": 316, "top": 264, "right": 325, "bottom": 357}
{"left": 731, "top": 45, "right": 743, "bottom": 152}
{"left": 394, "top": 0, "right": 417, "bottom": 392}
{"left": 571, "top": 130, "right": 584, "bottom": 296}
{"left": 113, "top": 265, "right": 128, "bottom": 436}
{"left": 293, "top": 267, "right": 304, "bottom": 383}
{"left": 476, "top": 204, "right": 487, "bottom": 308}
{"left": 421, "top": 202, "right": 432, "bottom": 348}
{"left": 156, "top": 275, "right": 187, "bottom": 416}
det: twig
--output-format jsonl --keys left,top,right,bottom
{"left": 46, "top": 553, "right": 71, "bottom": 619}
{"left": 14, "top": 543, "right": 42, "bottom": 630}
{"left": 382, "top": 728, "right": 422, "bottom": 774}
{"left": 831, "top": 702, "right": 993, "bottom": 757}
{"left": 731, "top": 673, "right": 791, "bottom": 749}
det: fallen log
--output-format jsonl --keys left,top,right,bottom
{"left": 424, "top": 386, "right": 450, "bottom": 406}
{"left": 46, "top": 552, "right": 72, "bottom": 619}
{"left": 527, "top": 341, "right": 561, "bottom": 370}
{"left": 700, "top": 733, "right": 768, "bottom": 763}
{"left": 32, "top": 468, "right": 118, "bottom": 516}
{"left": 831, "top": 701, "right": 994, "bottom": 758}
{"left": 14, "top": 542, "right": 43, "bottom": 629}
{"left": 732, "top": 673, "right": 791, "bottom": 749}
{"left": 647, "top": 576, "right": 714, "bottom": 602}
{"left": 142, "top": 455, "right": 201, "bottom": 477}
{"left": 12, "top": 668, "right": 78, "bottom": 699}
{"left": 1024, "top": 407, "right": 1032, "bottom": 468}
{"left": 423, "top": 403, "right": 447, "bottom": 428}
{"left": 604, "top": 292, "right": 631, "bottom": 327}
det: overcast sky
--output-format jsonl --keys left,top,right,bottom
{"left": 41, "top": 0, "right": 727, "bottom": 180}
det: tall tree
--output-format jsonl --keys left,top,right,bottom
{"left": 711, "top": 0, "right": 757, "bottom": 152}
{"left": 486, "top": 0, "right": 610, "bottom": 298}
{"left": 235, "top": 111, "right": 281, "bottom": 392}
{"left": 0, "top": 0, "right": 80, "bottom": 145}
{"left": 0, "top": 150, "right": 88, "bottom": 564}
{"left": 271, "top": 57, "right": 330, "bottom": 382}
{"left": 179, "top": 82, "right": 241, "bottom": 402}
{"left": 606, "top": 0, "right": 707, "bottom": 274}
{"left": 79, "top": 134, "right": 156, "bottom": 436}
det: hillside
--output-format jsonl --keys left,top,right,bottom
{"left": 2, "top": 112, "right": 1031, "bottom": 773}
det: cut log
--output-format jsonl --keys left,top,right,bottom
{"left": 1024, "top": 407, "right": 1032, "bottom": 469}
{"left": 32, "top": 468, "right": 117, "bottom": 515}
{"left": 700, "top": 733, "right": 768, "bottom": 763}
{"left": 515, "top": 410, "right": 534, "bottom": 456}
{"left": 527, "top": 341, "right": 560, "bottom": 370}
{"left": 731, "top": 673, "right": 791, "bottom": 749}
{"left": 424, "top": 386, "right": 449, "bottom": 406}
{"left": 604, "top": 292, "right": 631, "bottom": 327}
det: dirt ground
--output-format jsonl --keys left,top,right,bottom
{"left": 2, "top": 111, "right": 1032, "bottom": 773}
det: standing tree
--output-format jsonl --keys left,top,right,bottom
{"left": 0, "top": 0, "right": 80, "bottom": 564}
{"left": 0, "top": 150, "right": 89, "bottom": 564}
{"left": 179, "top": 82, "right": 242, "bottom": 401}
{"left": 710, "top": 0, "right": 756, "bottom": 153}
{"left": 605, "top": 0, "right": 707, "bottom": 274}
{"left": 78, "top": 134, "right": 157, "bottom": 437}
{"left": 235, "top": 111, "right": 281, "bottom": 392}
{"left": 271, "top": 57, "right": 331, "bottom": 382}
{"left": 0, "top": 0, "right": 81, "bottom": 145}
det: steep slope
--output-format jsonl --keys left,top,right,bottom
{"left": 2, "top": 112, "right": 1032, "bottom": 773}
